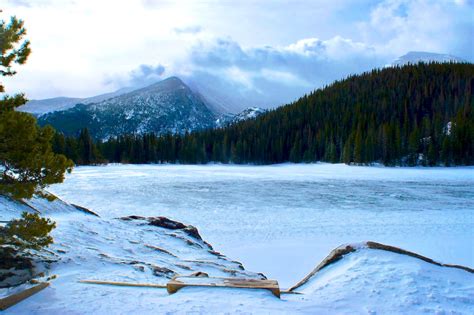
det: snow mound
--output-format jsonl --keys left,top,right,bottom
{"left": 286, "top": 242, "right": 474, "bottom": 314}
{"left": 290, "top": 241, "right": 473, "bottom": 291}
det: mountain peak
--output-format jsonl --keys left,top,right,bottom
{"left": 134, "top": 76, "right": 189, "bottom": 95}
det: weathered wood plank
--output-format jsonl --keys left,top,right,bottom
{"left": 79, "top": 280, "right": 167, "bottom": 288}
{"left": 167, "top": 276, "right": 280, "bottom": 298}
{"left": 0, "top": 282, "right": 49, "bottom": 311}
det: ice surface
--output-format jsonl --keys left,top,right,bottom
{"left": 49, "top": 163, "right": 474, "bottom": 288}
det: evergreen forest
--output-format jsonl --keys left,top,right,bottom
{"left": 51, "top": 63, "right": 474, "bottom": 166}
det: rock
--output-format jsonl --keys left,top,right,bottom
{"left": 189, "top": 271, "right": 209, "bottom": 278}
{"left": 133, "top": 265, "right": 145, "bottom": 272}
{"left": 151, "top": 266, "right": 175, "bottom": 277}
{"left": 0, "top": 250, "right": 34, "bottom": 288}
{"left": 120, "top": 215, "right": 146, "bottom": 221}
{"left": 144, "top": 244, "right": 177, "bottom": 257}
{"left": 148, "top": 217, "right": 187, "bottom": 230}
{"left": 71, "top": 204, "right": 100, "bottom": 217}
{"left": 183, "top": 226, "right": 202, "bottom": 240}
{"left": 120, "top": 216, "right": 203, "bottom": 241}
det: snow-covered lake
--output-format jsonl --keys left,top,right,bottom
{"left": 50, "top": 163, "right": 474, "bottom": 288}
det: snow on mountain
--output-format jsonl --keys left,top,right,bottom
{"left": 216, "top": 107, "right": 266, "bottom": 127}
{"left": 18, "top": 87, "right": 136, "bottom": 116}
{"left": 232, "top": 107, "right": 266, "bottom": 122}
{"left": 390, "top": 51, "right": 467, "bottom": 67}
{"left": 37, "top": 77, "right": 217, "bottom": 139}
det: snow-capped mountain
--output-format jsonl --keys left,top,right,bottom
{"left": 232, "top": 107, "right": 266, "bottom": 122}
{"left": 18, "top": 86, "right": 136, "bottom": 116}
{"left": 216, "top": 107, "right": 266, "bottom": 127}
{"left": 390, "top": 51, "right": 466, "bottom": 67}
{"left": 38, "top": 77, "right": 217, "bottom": 139}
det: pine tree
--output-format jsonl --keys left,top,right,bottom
{"left": 353, "top": 128, "right": 363, "bottom": 164}
{"left": 0, "top": 14, "right": 73, "bottom": 199}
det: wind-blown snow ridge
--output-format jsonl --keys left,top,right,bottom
{"left": 289, "top": 241, "right": 474, "bottom": 292}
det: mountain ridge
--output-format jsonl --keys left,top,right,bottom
{"left": 38, "top": 77, "right": 218, "bottom": 139}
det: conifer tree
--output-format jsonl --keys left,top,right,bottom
{"left": 0, "top": 13, "right": 73, "bottom": 199}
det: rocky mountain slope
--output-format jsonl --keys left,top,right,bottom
{"left": 37, "top": 77, "right": 218, "bottom": 139}
{"left": 18, "top": 87, "right": 136, "bottom": 116}
{"left": 216, "top": 107, "right": 266, "bottom": 127}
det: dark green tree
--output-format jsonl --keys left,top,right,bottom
{"left": 55, "top": 63, "right": 474, "bottom": 167}
{"left": 0, "top": 14, "right": 73, "bottom": 199}
{"left": 0, "top": 212, "right": 56, "bottom": 284}
{"left": 0, "top": 212, "right": 56, "bottom": 252}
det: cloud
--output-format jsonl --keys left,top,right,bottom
{"left": 2, "top": 0, "right": 472, "bottom": 103}
{"left": 129, "top": 64, "right": 166, "bottom": 86}
{"left": 178, "top": 36, "right": 384, "bottom": 111}
{"left": 5, "top": 0, "right": 32, "bottom": 7}
{"left": 104, "top": 64, "right": 166, "bottom": 89}
{"left": 174, "top": 25, "right": 202, "bottom": 35}
{"left": 358, "top": 0, "right": 474, "bottom": 59}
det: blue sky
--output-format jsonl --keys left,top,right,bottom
{"left": 2, "top": 0, "right": 473, "bottom": 107}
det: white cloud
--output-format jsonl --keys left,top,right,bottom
{"left": 174, "top": 36, "right": 383, "bottom": 111}
{"left": 358, "top": 0, "right": 474, "bottom": 58}
{"left": 1, "top": 0, "right": 472, "bottom": 105}
{"left": 174, "top": 25, "right": 202, "bottom": 35}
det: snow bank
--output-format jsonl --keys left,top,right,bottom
{"left": 0, "top": 195, "right": 263, "bottom": 313}
{"left": 289, "top": 243, "right": 474, "bottom": 315}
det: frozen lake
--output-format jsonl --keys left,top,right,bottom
{"left": 50, "top": 163, "right": 474, "bottom": 288}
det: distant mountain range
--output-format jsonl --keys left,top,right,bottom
{"left": 32, "top": 77, "right": 265, "bottom": 139}
{"left": 389, "top": 51, "right": 466, "bottom": 67}
{"left": 18, "top": 51, "right": 467, "bottom": 139}
{"left": 18, "top": 86, "right": 137, "bottom": 116}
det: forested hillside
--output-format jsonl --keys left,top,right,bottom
{"left": 53, "top": 63, "right": 473, "bottom": 166}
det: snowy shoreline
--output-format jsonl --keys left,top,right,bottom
{"left": 1, "top": 192, "right": 473, "bottom": 314}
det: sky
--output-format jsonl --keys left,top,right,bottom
{"left": 2, "top": 0, "right": 473, "bottom": 110}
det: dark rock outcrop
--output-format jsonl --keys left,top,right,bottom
{"left": 120, "top": 216, "right": 203, "bottom": 241}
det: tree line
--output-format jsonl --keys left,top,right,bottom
{"left": 52, "top": 63, "right": 474, "bottom": 166}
